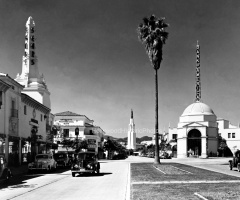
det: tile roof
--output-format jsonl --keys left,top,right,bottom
{"left": 54, "top": 111, "right": 83, "bottom": 116}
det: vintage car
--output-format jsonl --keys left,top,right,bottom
{"left": 0, "top": 155, "right": 12, "bottom": 182}
{"left": 71, "top": 152, "right": 100, "bottom": 177}
{"left": 28, "top": 153, "right": 57, "bottom": 172}
{"left": 160, "top": 151, "right": 171, "bottom": 159}
{"left": 53, "top": 152, "right": 70, "bottom": 168}
{"left": 229, "top": 150, "right": 240, "bottom": 171}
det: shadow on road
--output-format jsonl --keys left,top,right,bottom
{"left": 75, "top": 172, "right": 112, "bottom": 177}
{"left": 0, "top": 168, "right": 70, "bottom": 189}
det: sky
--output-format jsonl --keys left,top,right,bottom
{"left": 1, "top": 0, "right": 240, "bottom": 138}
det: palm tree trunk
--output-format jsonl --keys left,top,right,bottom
{"left": 154, "top": 69, "right": 160, "bottom": 164}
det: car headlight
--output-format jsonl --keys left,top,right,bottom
{"left": 87, "top": 164, "right": 93, "bottom": 169}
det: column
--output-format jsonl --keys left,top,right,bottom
{"left": 19, "top": 139, "right": 22, "bottom": 165}
{"left": 5, "top": 136, "right": 9, "bottom": 162}
{"left": 201, "top": 137, "right": 208, "bottom": 158}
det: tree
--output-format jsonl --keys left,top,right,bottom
{"left": 103, "top": 137, "right": 126, "bottom": 159}
{"left": 137, "top": 14, "right": 169, "bottom": 164}
{"left": 60, "top": 138, "right": 88, "bottom": 153}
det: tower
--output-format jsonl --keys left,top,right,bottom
{"left": 127, "top": 109, "right": 136, "bottom": 150}
{"left": 15, "top": 16, "right": 51, "bottom": 109}
{"left": 195, "top": 41, "right": 201, "bottom": 102}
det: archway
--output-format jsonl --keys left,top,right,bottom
{"left": 187, "top": 129, "right": 201, "bottom": 157}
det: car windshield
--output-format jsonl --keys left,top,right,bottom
{"left": 36, "top": 155, "right": 49, "bottom": 159}
{"left": 79, "top": 153, "right": 95, "bottom": 160}
{"left": 54, "top": 154, "right": 66, "bottom": 159}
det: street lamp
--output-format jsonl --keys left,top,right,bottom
{"left": 75, "top": 127, "right": 79, "bottom": 151}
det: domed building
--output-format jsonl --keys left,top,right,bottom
{"left": 177, "top": 102, "right": 218, "bottom": 158}
{"left": 171, "top": 42, "right": 219, "bottom": 158}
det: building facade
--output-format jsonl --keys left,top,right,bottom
{"left": 0, "top": 73, "right": 52, "bottom": 165}
{"left": 53, "top": 111, "right": 105, "bottom": 155}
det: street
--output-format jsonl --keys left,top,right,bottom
{"left": 0, "top": 159, "right": 130, "bottom": 200}
{"left": 0, "top": 156, "right": 238, "bottom": 200}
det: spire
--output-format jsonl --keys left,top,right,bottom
{"left": 131, "top": 109, "right": 133, "bottom": 119}
{"left": 195, "top": 41, "right": 201, "bottom": 102}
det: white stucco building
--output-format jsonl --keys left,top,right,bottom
{"left": 218, "top": 119, "right": 240, "bottom": 154}
{"left": 177, "top": 102, "right": 218, "bottom": 158}
{"left": 53, "top": 111, "right": 105, "bottom": 157}
{"left": 0, "top": 73, "right": 52, "bottom": 165}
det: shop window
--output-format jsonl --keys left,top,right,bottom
{"left": 228, "top": 133, "right": 231, "bottom": 138}
{"left": 232, "top": 133, "right": 235, "bottom": 138}
{"left": 24, "top": 105, "right": 27, "bottom": 115}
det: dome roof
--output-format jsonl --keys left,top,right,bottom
{"left": 181, "top": 102, "right": 215, "bottom": 116}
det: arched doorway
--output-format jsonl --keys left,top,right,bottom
{"left": 187, "top": 129, "right": 201, "bottom": 157}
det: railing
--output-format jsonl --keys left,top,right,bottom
{"left": 11, "top": 109, "right": 18, "bottom": 118}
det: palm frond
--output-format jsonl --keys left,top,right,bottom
{"left": 137, "top": 14, "right": 169, "bottom": 69}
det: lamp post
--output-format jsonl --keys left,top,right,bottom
{"left": 75, "top": 127, "right": 79, "bottom": 152}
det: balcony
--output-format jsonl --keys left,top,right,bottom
{"left": 11, "top": 109, "right": 18, "bottom": 118}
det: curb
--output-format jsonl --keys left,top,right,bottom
{"left": 125, "top": 162, "right": 131, "bottom": 200}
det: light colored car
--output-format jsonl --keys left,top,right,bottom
{"left": 28, "top": 154, "right": 57, "bottom": 172}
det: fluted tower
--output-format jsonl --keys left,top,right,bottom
{"left": 15, "top": 16, "right": 51, "bottom": 109}
{"left": 127, "top": 109, "right": 136, "bottom": 150}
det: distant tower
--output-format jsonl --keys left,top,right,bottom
{"left": 195, "top": 41, "right": 201, "bottom": 102}
{"left": 127, "top": 109, "right": 136, "bottom": 150}
{"left": 15, "top": 16, "right": 51, "bottom": 109}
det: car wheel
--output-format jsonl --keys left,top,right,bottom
{"left": 72, "top": 172, "right": 75, "bottom": 177}
{"left": 3, "top": 170, "right": 10, "bottom": 183}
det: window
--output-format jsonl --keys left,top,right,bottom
{"left": 228, "top": 133, "right": 231, "bottom": 138}
{"left": 63, "top": 129, "right": 69, "bottom": 137}
{"left": 232, "top": 133, "right": 235, "bottom": 138}
{"left": 172, "top": 134, "right": 177, "bottom": 140}
{"left": 24, "top": 105, "right": 27, "bottom": 115}
{"left": 12, "top": 100, "right": 15, "bottom": 109}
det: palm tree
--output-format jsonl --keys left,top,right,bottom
{"left": 137, "top": 14, "right": 169, "bottom": 164}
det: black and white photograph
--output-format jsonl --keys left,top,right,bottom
{"left": 1, "top": 0, "right": 240, "bottom": 199}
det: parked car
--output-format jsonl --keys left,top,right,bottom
{"left": 160, "top": 151, "right": 171, "bottom": 159}
{"left": 112, "top": 153, "right": 127, "bottom": 160}
{"left": 54, "top": 152, "right": 70, "bottom": 168}
{"left": 229, "top": 150, "right": 240, "bottom": 171}
{"left": 0, "top": 155, "right": 12, "bottom": 182}
{"left": 28, "top": 153, "right": 57, "bottom": 172}
{"left": 71, "top": 152, "right": 100, "bottom": 177}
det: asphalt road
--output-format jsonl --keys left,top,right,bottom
{"left": 0, "top": 156, "right": 238, "bottom": 200}
{"left": 0, "top": 160, "right": 129, "bottom": 200}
